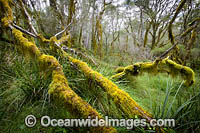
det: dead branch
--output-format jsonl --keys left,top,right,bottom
{"left": 12, "top": 23, "right": 37, "bottom": 38}
{"left": 159, "top": 42, "right": 178, "bottom": 59}
{"left": 62, "top": 46, "right": 98, "bottom": 66}
{"left": 54, "top": 22, "right": 73, "bottom": 37}
{"left": 19, "top": 0, "right": 38, "bottom": 35}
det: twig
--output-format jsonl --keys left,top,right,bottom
{"left": 12, "top": 24, "right": 37, "bottom": 38}
{"left": 20, "top": 0, "right": 38, "bottom": 35}
{"left": 54, "top": 22, "right": 73, "bottom": 37}
{"left": 159, "top": 42, "right": 178, "bottom": 59}
{"left": 62, "top": 46, "right": 98, "bottom": 66}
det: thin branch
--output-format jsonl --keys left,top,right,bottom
{"left": 19, "top": 0, "right": 38, "bottom": 35}
{"left": 12, "top": 23, "right": 37, "bottom": 38}
{"left": 54, "top": 22, "right": 73, "bottom": 37}
{"left": 159, "top": 42, "right": 178, "bottom": 59}
{"left": 62, "top": 46, "right": 98, "bottom": 66}
{"left": 158, "top": 31, "right": 183, "bottom": 59}
{"left": 158, "top": 22, "right": 197, "bottom": 59}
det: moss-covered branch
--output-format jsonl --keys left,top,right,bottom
{"left": 0, "top": 0, "right": 13, "bottom": 27}
{"left": 180, "top": 23, "right": 199, "bottom": 38}
{"left": 184, "top": 29, "right": 197, "bottom": 62}
{"left": 44, "top": 34, "right": 153, "bottom": 121}
{"left": 64, "top": 53, "right": 153, "bottom": 121}
{"left": 38, "top": 32, "right": 154, "bottom": 125}
{"left": 112, "top": 58, "right": 195, "bottom": 87}
{"left": 143, "top": 23, "right": 150, "bottom": 47}
{"left": 168, "top": 0, "right": 186, "bottom": 45}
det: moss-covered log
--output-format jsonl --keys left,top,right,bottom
{"left": 65, "top": 54, "right": 152, "bottom": 121}
{"left": 46, "top": 35, "right": 153, "bottom": 120}
{"left": 112, "top": 58, "right": 195, "bottom": 87}
{"left": 37, "top": 27, "right": 154, "bottom": 124}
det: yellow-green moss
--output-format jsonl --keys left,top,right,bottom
{"left": 38, "top": 54, "right": 62, "bottom": 71}
{"left": 67, "top": 56, "right": 153, "bottom": 121}
{"left": 113, "top": 61, "right": 159, "bottom": 79}
{"left": 111, "top": 71, "right": 126, "bottom": 79}
{"left": 112, "top": 58, "right": 195, "bottom": 87}
{"left": 38, "top": 34, "right": 50, "bottom": 43}
{"left": 181, "top": 26, "right": 195, "bottom": 37}
{"left": 58, "top": 34, "right": 71, "bottom": 47}
{"left": 12, "top": 29, "right": 41, "bottom": 58}
{"left": 115, "top": 67, "right": 125, "bottom": 73}
{"left": 49, "top": 35, "right": 71, "bottom": 50}
{"left": 165, "top": 59, "right": 195, "bottom": 86}
{"left": 49, "top": 36, "right": 58, "bottom": 52}
{"left": 38, "top": 34, "right": 50, "bottom": 48}
{"left": 49, "top": 70, "right": 117, "bottom": 132}
{"left": 112, "top": 65, "right": 137, "bottom": 79}
{"left": 140, "top": 61, "right": 158, "bottom": 74}
{"left": 0, "top": 0, "right": 13, "bottom": 27}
